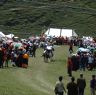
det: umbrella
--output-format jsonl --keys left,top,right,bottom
{"left": 13, "top": 42, "right": 22, "bottom": 48}
{"left": 77, "top": 48, "right": 90, "bottom": 52}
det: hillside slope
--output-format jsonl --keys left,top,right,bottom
{"left": 0, "top": 0, "right": 96, "bottom": 37}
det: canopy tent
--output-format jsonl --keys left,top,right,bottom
{"left": 45, "top": 28, "right": 78, "bottom": 38}
{"left": 0, "top": 31, "right": 5, "bottom": 37}
{"left": 6, "top": 34, "right": 14, "bottom": 39}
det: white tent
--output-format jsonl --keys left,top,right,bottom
{"left": 0, "top": 31, "right": 5, "bottom": 37}
{"left": 45, "top": 28, "right": 78, "bottom": 37}
{"left": 6, "top": 34, "right": 14, "bottom": 39}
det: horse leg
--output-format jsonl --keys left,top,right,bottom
{"left": 44, "top": 56, "right": 48, "bottom": 63}
{"left": 43, "top": 56, "right": 46, "bottom": 62}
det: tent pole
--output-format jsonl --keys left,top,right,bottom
{"left": 72, "top": 29, "right": 73, "bottom": 37}
{"left": 60, "top": 28, "right": 62, "bottom": 37}
{"left": 48, "top": 28, "right": 50, "bottom": 35}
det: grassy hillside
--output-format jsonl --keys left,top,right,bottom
{"left": 0, "top": 0, "right": 96, "bottom": 37}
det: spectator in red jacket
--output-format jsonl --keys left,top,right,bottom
{"left": 67, "top": 57, "right": 73, "bottom": 77}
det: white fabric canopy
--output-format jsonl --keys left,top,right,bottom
{"left": 45, "top": 28, "right": 78, "bottom": 37}
{"left": 45, "top": 28, "right": 61, "bottom": 37}
{"left": 61, "top": 29, "right": 73, "bottom": 37}
{"left": 0, "top": 31, "right": 5, "bottom": 37}
{"left": 6, "top": 34, "right": 14, "bottom": 38}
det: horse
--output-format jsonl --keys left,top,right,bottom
{"left": 43, "top": 49, "right": 53, "bottom": 63}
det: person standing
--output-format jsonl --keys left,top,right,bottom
{"left": 69, "top": 42, "right": 73, "bottom": 54}
{"left": 67, "top": 57, "right": 73, "bottom": 77}
{"left": 0, "top": 48, "right": 3, "bottom": 68}
{"left": 77, "top": 74, "right": 86, "bottom": 95}
{"left": 32, "top": 43, "right": 37, "bottom": 57}
{"left": 90, "top": 75, "right": 96, "bottom": 95}
{"left": 88, "top": 54, "right": 94, "bottom": 71}
{"left": 54, "top": 76, "right": 66, "bottom": 95}
{"left": 5, "top": 50, "right": 11, "bottom": 67}
{"left": 22, "top": 53, "right": 29, "bottom": 68}
{"left": 67, "top": 77, "right": 78, "bottom": 95}
{"left": 80, "top": 54, "right": 86, "bottom": 71}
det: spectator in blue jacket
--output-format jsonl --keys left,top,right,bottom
{"left": 90, "top": 75, "right": 96, "bottom": 95}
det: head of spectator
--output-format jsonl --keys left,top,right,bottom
{"left": 71, "top": 77, "right": 75, "bottom": 82}
{"left": 59, "top": 76, "right": 63, "bottom": 82}
{"left": 92, "top": 75, "right": 95, "bottom": 79}
{"left": 80, "top": 73, "right": 83, "bottom": 78}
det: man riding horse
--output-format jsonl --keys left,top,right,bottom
{"left": 43, "top": 43, "right": 54, "bottom": 62}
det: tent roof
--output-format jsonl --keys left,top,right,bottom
{"left": 45, "top": 28, "right": 60, "bottom": 37}
{"left": 45, "top": 28, "right": 78, "bottom": 37}
{"left": 0, "top": 31, "right": 5, "bottom": 37}
{"left": 6, "top": 34, "right": 14, "bottom": 38}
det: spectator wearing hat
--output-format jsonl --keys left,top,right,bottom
{"left": 77, "top": 74, "right": 86, "bottom": 95}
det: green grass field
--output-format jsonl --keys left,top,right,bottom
{"left": 0, "top": 45, "right": 95, "bottom": 95}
